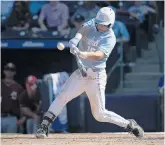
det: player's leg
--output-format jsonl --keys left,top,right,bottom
{"left": 85, "top": 70, "right": 144, "bottom": 138}
{"left": 85, "top": 70, "right": 130, "bottom": 127}
{"left": 36, "top": 70, "right": 85, "bottom": 138}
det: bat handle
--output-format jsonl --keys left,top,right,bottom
{"left": 81, "top": 67, "right": 87, "bottom": 77}
{"left": 75, "top": 53, "right": 87, "bottom": 77}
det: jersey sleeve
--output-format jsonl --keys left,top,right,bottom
{"left": 83, "top": 18, "right": 95, "bottom": 28}
{"left": 98, "top": 36, "right": 116, "bottom": 57}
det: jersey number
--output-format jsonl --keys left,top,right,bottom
{"left": 87, "top": 46, "right": 95, "bottom": 51}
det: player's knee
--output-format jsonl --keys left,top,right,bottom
{"left": 93, "top": 111, "right": 105, "bottom": 122}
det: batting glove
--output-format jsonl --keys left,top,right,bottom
{"left": 79, "top": 52, "right": 88, "bottom": 59}
{"left": 69, "top": 42, "right": 80, "bottom": 55}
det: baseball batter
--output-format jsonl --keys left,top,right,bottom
{"left": 36, "top": 7, "right": 144, "bottom": 138}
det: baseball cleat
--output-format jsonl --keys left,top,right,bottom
{"left": 36, "top": 124, "right": 48, "bottom": 139}
{"left": 126, "top": 119, "right": 144, "bottom": 138}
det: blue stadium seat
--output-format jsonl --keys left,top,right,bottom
{"left": 1, "top": 1, "right": 14, "bottom": 23}
{"left": 28, "top": 1, "right": 48, "bottom": 28}
{"left": 29, "top": 1, "right": 48, "bottom": 16}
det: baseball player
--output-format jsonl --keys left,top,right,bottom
{"left": 36, "top": 7, "right": 144, "bottom": 138}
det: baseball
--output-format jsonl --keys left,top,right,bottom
{"left": 57, "top": 42, "right": 65, "bottom": 50}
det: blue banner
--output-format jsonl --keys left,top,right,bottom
{"left": 1, "top": 39, "right": 69, "bottom": 49}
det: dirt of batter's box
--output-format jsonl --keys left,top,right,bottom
{"left": 1, "top": 132, "right": 164, "bottom": 145}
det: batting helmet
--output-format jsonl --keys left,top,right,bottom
{"left": 95, "top": 7, "right": 115, "bottom": 28}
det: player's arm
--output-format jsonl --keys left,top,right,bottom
{"left": 69, "top": 25, "right": 87, "bottom": 55}
{"left": 69, "top": 32, "right": 83, "bottom": 46}
{"left": 80, "top": 36, "right": 116, "bottom": 60}
{"left": 69, "top": 23, "right": 88, "bottom": 46}
{"left": 79, "top": 36, "right": 116, "bottom": 61}
{"left": 79, "top": 51, "right": 105, "bottom": 60}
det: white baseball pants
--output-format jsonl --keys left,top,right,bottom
{"left": 48, "top": 68, "right": 129, "bottom": 128}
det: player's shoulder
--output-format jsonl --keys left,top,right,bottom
{"left": 104, "top": 29, "right": 116, "bottom": 39}
{"left": 105, "top": 29, "right": 116, "bottom": 44}
{"left": 99, "top": 29, "right": 116, "bottom": 45}
{"left": 82, "top": 18, "right": 95, "bottom": 28}
{"left": 80, "top": 18, "right": 95, "bottom": 33}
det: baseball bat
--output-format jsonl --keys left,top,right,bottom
{"left": 74, "top": 51, "right": 87, "bottom": 77}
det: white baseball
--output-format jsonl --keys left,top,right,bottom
{"left": 57, "top": 42, "right": 65, "bottom": 50}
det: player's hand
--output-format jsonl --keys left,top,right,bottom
{"left": 69, "top": 42, "right": 80, "bottom": 55}
{"left": 79, "top": 52, "right": 88, "bottom": 59}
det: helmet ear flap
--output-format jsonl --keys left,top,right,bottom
{"left": 95, "top": 23, "right": 99, "bottom": 31}
{"left": 108, "top": 23, "right": 112, "bottom": 28}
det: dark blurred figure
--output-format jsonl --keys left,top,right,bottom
{"left": 6, "top": 1, "right": 31, "bottom": 31}
{"left": 69, "top": 14, "right": 85, "bottom": 38}
{"left": 126, "top": 1, "right": 157, "bottom": 55}
{"left": 1, "top": 62, "right": 25, "bottom": 133}
{"left": 156, "top": 1, "right": 164, "bottom": 26}
{"left": 19, "top": 75, "right": 41, "bottom": 134}
{"left": 128, "top": 1, "right": 156, "bottom": 33}
{"left": 71, "top": 1, "right": 99, "bottom": 24}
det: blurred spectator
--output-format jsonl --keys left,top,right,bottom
{"left": 112, "top": 18, "right": 132, "bottom": 72}
{"left": 107, "top": 1, "right": 134, "bottom": 18}
{"left": 1, "top": 62, "right": 25, "bottom": 133}
{"left": 116, "top": 1, "right": 134, "bottom": 10}
{"left": 19, "top": 75, "right": 41, "bottom": 134}
{"left": 128, "top": 1, "right": 157, "bottom": 50}
{"left": 108, "top": 1, "right": 156, "bottom": 23}
{"left": 110, "top": 6, "right": 130, "bottom": 41}
{"left": 6, "top": 1, "right": 31, "bottom": 31}
{"left": 69, "top": 14, "right": 85, "bottom": 38}
{"left": 128, "top": 1, "right": 156, "bottom": 24}
{"left": 71, "top": 1, "right": 99, "bottom": 24}
{"left": 37, "top": 1, "right": 69, "bottom": 32}
{"left": 113, "top": 20, "right": 130, "bottom": 42}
